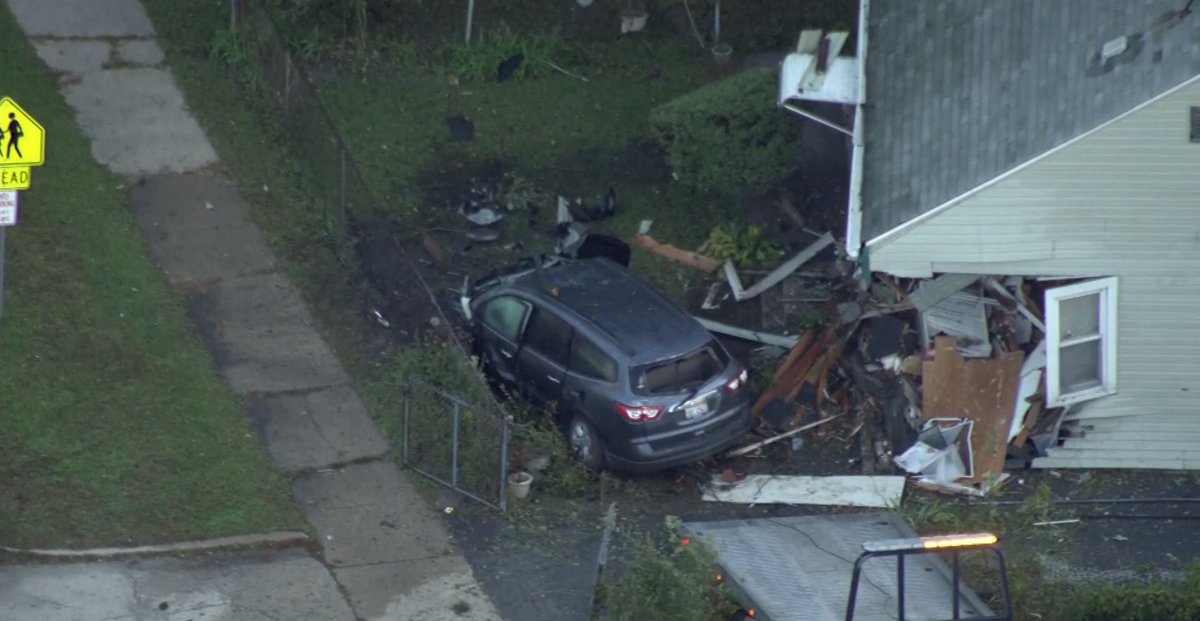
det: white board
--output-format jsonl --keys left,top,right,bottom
{"left": 702, "top": 475, "right": 906, "bottom": 508}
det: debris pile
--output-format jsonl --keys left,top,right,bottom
{"left": 691, "top": 232, "right": 1069, "bottom": 497}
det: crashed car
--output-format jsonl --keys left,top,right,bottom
{"left": 462, "top": 251, "right": 752, "bottom": 472}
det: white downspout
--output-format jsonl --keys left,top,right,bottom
{"left": 845, "top": 0, "right": 869, "bottom": 259}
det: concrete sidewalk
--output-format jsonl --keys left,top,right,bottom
{"left": 0, "top": 551, "right": 355, "bottom": 621}
{"left": 3, "top": 0, "right": 500, "bottom": 618}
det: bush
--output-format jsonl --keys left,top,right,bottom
{"left": 650, "top": 68, "right": 803, "bottom": 195}
{"left": 698, "top": 224, "right": 782, "bottom": 267}
{"left": 600, "top": 517, "right": 740, "bottom": 621}
{"left": 1060, "top": 564, "right": 1200, "bottom": 621}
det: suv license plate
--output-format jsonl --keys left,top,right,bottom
{"left": 685, "top": 403, "right": 708, "bottom": 419}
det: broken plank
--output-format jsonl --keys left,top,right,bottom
{"left": 726, "top": 414, "right": 844, "bottom": 457}
{"left": 753, "top": 328, "right": 833, "bottom": 416}
{"left": 421, "top": 231, "right": 445, "bottom": 265}
{"left": 726, "top": 232, "right": 834, "bottom": 301}
{"left": 632, "top": 235, "right": 721, "bottom": 272}
{"left": 694, "top": 317, "right": 800, "bottom": 349}
{"left": 772, "top": 329, "right": 817, "bottom": 382}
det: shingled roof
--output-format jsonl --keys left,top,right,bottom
{"left": 862, "top": 0, "right": 1200, "bottom": 242}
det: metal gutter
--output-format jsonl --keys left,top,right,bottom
{"left": 844, "top": 0, "right": 869, "bottom": 259}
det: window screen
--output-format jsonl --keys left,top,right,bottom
{"left": 524, "top": 308, "right": 572, "bottom": 365}
{"left": 482, "top": 296, "right": 529, "bottom": 342}
{"left": 569, "top": 335, "right": 618, "bottom": 382}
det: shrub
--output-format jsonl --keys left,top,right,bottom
{"left": 698, "top": 224, "right": 782, "bottom": 267}
{"left": 1060, "top": 564, "right": 1200, "bottom": 621}
{"left": 600, "top": 516, "right": 740, "bottom": 621}
{"left": 650, "top": 68, "right": 803, "bottom": 195}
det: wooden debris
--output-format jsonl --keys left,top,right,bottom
{"left": 922, "top": 336, "right": 1024, "bottom": 484}
{"left": 421, "top": 231, "right": 445, "bottom": 265}
{"left": 631, "top": 234, "right": 721, "bottom": 272}
{"left": 726, "top": 414, "right": 844, "bottom": 458}
{"left": 752, "top": 327, "right": 833, "bottom": 417}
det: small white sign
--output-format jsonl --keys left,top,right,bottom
{"left": 0, "top": 190, "right": 17, "bottom": 226}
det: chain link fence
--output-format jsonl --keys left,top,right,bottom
{"left": 229, "top": 0, "right": 512, "bottom": 510}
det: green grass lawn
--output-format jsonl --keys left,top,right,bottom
{"left": 0, "top": 4, "right": 302, "bottom": 548}
{"left": 316, "top": 42, "right": 741, "bottom": 304}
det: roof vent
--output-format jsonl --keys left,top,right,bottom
{"left": 1101, "top": 35, "right": 1128, "bottom": 60}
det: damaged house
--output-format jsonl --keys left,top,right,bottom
{"left": 782, "top": 0, "right": 1200, "bottom": 471}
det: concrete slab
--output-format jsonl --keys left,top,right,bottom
{"left": 32, "top": 40, "right": 111, "bottom": 74}
{"left": 115, "top": 39, "right": 164, "bottom": 66}
{"left": 0, "top": 551, "right": 355, "bottom": 621}
{"left": 249, "top": 386, "right": 390, "bottom": 471}
{"left": 130, "top": 173, "right": 276, "bottom": 284}
{"left": 187, "top": 272, "right": 350, "bottom": 394}
{"left": 336, "top": 561, "right": 502, "bottom": 621}
{"left": 293, "top": 462, "right": 454, "bottom": 567}
{"left": 62, "top": 68, "right": 217, "bottom": 175}
{"left": 7, "top": 0, "right": 156, "bottom": 38}
{"left": 0, "top": 563, "right": 136, "bottom": 621}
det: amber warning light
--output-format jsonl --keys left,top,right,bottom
{"left": 862, "top": 533, "right": 998, "bottom": 554}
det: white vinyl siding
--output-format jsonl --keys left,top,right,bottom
{"left": 864, "top": 79, "right": 1200, "bottom": 468}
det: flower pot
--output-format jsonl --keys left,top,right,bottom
{"left": 711, "top": 43, "right": 733, "bottom": 65}
{"left": 578, "top": 0, "right": 593, "bottom": 6}
{"left": 621, "top": 11, "right": 648, "bottom": 34}
{"left": 508, "top": 471, "right": 533, "bottom": 499}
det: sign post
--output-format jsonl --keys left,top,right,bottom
{"left": 0, "top": 191, "right": 16, "bottom": 321}
{"left": 0, "top": 96, "right": 46, "bottom": 325}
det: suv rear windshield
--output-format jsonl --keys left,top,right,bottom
{"left": 632, "top": 341, "right": 729, "bottom": 395}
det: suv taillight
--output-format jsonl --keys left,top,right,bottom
{"left": 617, "top": 403, "right": 662, "bottom": 422}
{"left": 724, "top": 369, "right": 749, "bottom": 393}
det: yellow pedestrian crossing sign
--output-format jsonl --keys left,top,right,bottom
{"left": 0, "top": 97, "right": 45, "bottom": 168}
{"left": 0, "top": 167, "right": 30, "bottom": 190}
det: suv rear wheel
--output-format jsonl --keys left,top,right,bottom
{"left": 567, "top": 414, "right": 605, "bottom": 470}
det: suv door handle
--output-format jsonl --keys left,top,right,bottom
{"left": 500, "top": 350, "right": 514, "bottom": 359}
{"left": 547, "top": 375, "right": 561, "bottom": 384}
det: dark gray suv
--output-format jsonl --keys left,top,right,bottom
{"left": 466, "top": 257, "right": 752, "bottom": 472}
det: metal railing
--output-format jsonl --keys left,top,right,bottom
{"left": 229, "top": 0, "right": 512, "bottom": 510}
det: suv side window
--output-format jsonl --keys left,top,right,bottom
{"left": 569, "top": 334, "right": 618, "bottom": 382}
{"left": 523, "top": 307, "right": 573, "bottom": 366}
{"left": 482, "top": 296, "right": 530, "bottom": 342}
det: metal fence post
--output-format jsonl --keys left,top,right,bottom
{"left": 283, "top": 52, "right": 293, "bottom": 115}
{"left": 338, "top": 144, "right": 347, "bottom": 240}
{"left": 498, "top": 415, "right": 510, "bottom": 511}
{"left": 464, "top": 0, "right": 475, "bottom": 45}
{"left": 0, "top": 228, "right": 7, "bottom": 323}
{"left": 451, "top": 402, "right": 461, "bottom": 488}
{"left": 402, "top": 389, "right": 410, "bottom": 465}
{"left": 230, "top": 0, "right": 238, "bottom": 31}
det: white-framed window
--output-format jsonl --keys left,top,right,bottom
{"left": 1045, "top": 277, "right": 1118, "bottom": 407}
